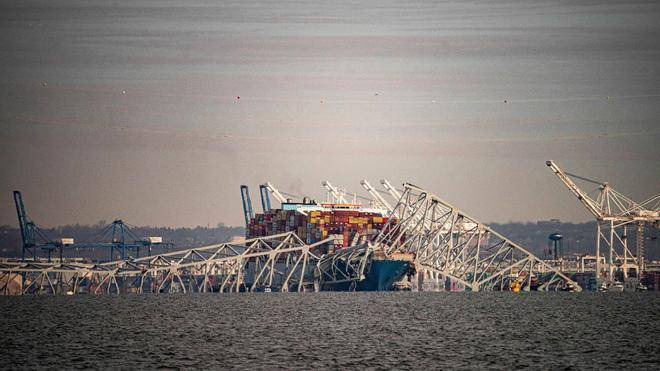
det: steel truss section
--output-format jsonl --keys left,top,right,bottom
{"left": 0, "top": 233, "right": 328, "bottom": 295}
{"left": 372, "top": 183, "right": 581, "bottom": 292}
{"left": 315, "top": 244, "right": 372, "bottom": 290}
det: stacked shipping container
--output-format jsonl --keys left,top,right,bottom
{"left": 247, "top": 207, "right": 392, "bottom": 254}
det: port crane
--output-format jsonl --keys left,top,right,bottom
{"left": 70, "top": 219, "right": 172, "bottom": 261}
{"left": 360, "top": 180, "right": 393, "bottom": 212}
{"left": 546, "top": 160, "right": 660, "bottom": 280}
{"left": 261, "top": 182, "right": 309, "bottom": 207}
{"left": 321, "top": 181, "right": 348, "bottom": 204}
{"left": 258, "top": 185, "right": 272, "bottom": 212}
{"left": 380, "top": 179, "right": 403, "bottom": 202}
{"left": 13, "top": 191, "right": 171, "bottom": 262}
{"left": 13, "top": 191, "right": 71, "bottom": 262}
{"left": 240, "top": 185, "right": 254, "bottom": 227}
{"left": 262, "top": 182, "right": 288, "bottom": 204}
{"left": 322, "top": 180, "right": 382, "bottom": 207}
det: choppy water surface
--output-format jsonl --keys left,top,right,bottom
{"left": 1, "top": 292, "right": 659, "bottom": 369}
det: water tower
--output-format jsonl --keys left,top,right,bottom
{"left": 548, "top": 232, "right": 563, "bottom": 260}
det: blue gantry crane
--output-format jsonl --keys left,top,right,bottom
{"left": 72, "top": 219, "right": 174, "bottom": 261}
{"left": 13, "top": 190, "right": 69, "bottom": 262}
{"left": 259, "top": 184, "right": 271, "bottom": 213}
{"left": 12, "top": 191, "right": 173, "bottom": 262}
{"left": 240, "top": 185, "right": 254, "bottom": 227}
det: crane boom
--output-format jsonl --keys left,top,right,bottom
{"left": 13, "top": 191, "right": 30, "bottom": 251}
{"left": 240, "top": 185, "right": 254, "bottom": 227}
{"left": 545, "top": 160, "right": 604, "bottom": 219}
{"left": 12, "top": 190, "right": 64, "bottom": 261}
{"left": 259, "top": 184, "right": 271, "bottom": 212}
{"left": 321, "top": 181, "right": 347, "bottom": 203}
{"left": 360, "top": 180, "right": 392, "bottom": 212}
{"left": 263, "top": 182, "right": 287, "bottom": 204}
{"left": 380, "top": 179, "right": 402, "bottom": 202}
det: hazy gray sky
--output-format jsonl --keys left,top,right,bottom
{"left": 1, "top": 0, "right": 659, "bottom": 228}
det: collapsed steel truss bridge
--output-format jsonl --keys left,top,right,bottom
{"left": 372, "top": 183, "right": 580, "bottom": 291}
{"left": 1, "top": 233, "right": 329, "bottom": 295}
{"left": 1, "top": 184, "right": 580, "bottom": 295}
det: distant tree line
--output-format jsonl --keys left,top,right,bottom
{"left": 489, "top": 221, "right": 659, "bottom": 260}
{"left": 0, "top": 221, "right": 657, "bottom": 260}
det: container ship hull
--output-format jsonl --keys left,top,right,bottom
{"left": 321, "top": 257, "right": 414, "bottom": 292}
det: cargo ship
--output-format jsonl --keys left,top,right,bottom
{"left": 246, "top": 200, "right": 415, "bottom": 291}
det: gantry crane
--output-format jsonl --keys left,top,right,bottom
{"left": 13, "top": 191, "right": 71, "bottom": 262}
{"left": 70, "top": 219, "right": 173, "bottom": 261}
{"left": 240, "top": 185, "right": 254, "bottom": 227}
{"left": 13, "top": 191, "right": 171, "bottom": 262}
{"left": 321, "top": 181, "right": 373, "bottom": 205}
{"left": 321, "top": 181, "right": 347, "bottom": 203}
{"left": 258, "top": 185, "right": 271, "bottom": 212}
{"left": 360, "top": 180, "right": 392, "bottom": 212}
{"left": 262, "top": 182, "right": 288, "bottom": 205}
{"left": 546, "top": 160, "right": 660, "bottom": 281}
{"left": 380, "top": 179, "right": 403, "bottom": 202}
{"left": 261, "top": 181, "right": 309, "bottom": 208}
